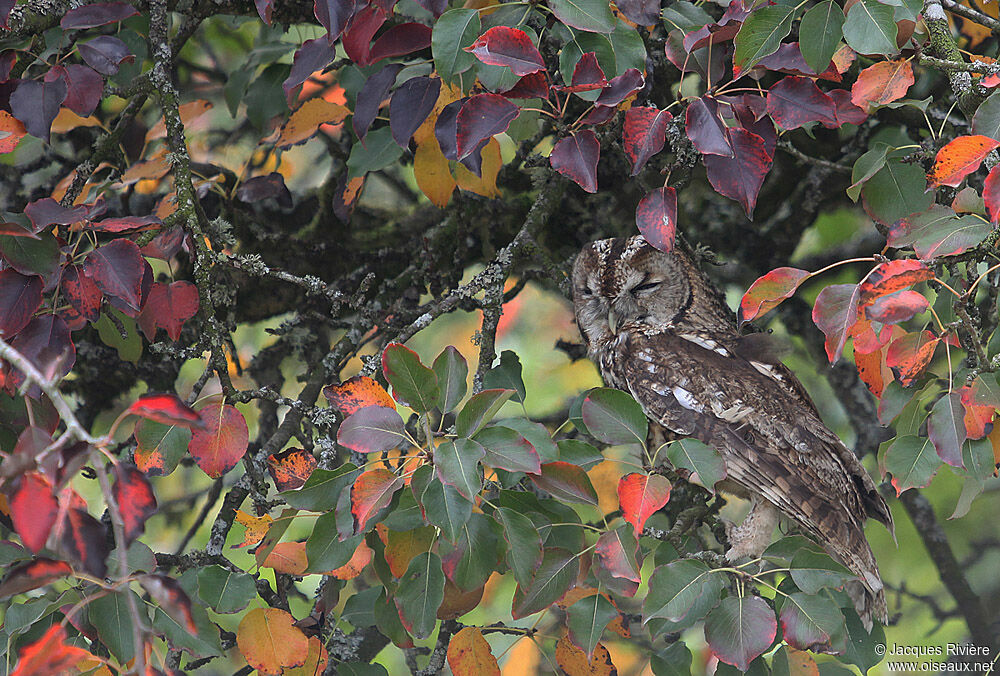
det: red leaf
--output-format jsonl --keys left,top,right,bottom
{"left": 886, "top": 330, "right": 939, "bottom": 386}
{"left": 11, "top": 472, "right": 58, "bottom": 553}
{"left": 811, "top": 283, "right": 861, "bottom": 363}
{"left": 267, "top": 447, "right": 318, "bottom": 491}
{"left": 86, "top": 215, "right": 162, "bottom": 234}
{"left": 865, "top": 289, "right": 929, "bottom": 324}
{"left": 528, "top": 462, "right": 599, "bottom": 506}
{"left": 685, "top": 96, "right": 733, "bottom": 157}
{"left": 10, "top": 625, "right": 95, "bottom": 676}
{"left": 854, "top": 324, "right": 896, "bottom": 397}
{"left": 623, "top": 106, "right": 672, "bottom": 176}
{"left": 465, "top": 26, "right": 545, "bottom": 77}
{"left": 83, "top": 239, "right": 145, "bottom": 311}
{"left": 858, "top": 259, "right": 934, "bottom": 305}
{"left": 343, "top": 6, "right": 387, "bottom": 65}
{"left": 594, "top": 69, "right": 644, "bottom": 107}
{"left": 985, "top": 164, "right": 1000, "bottom": 223}
{"left": 829, "top": 88, "right": 867, "bottom": 126}
{"left": 738, "top": 267, "right": 810, "bottom": 325}
{"left": 136, "top": 280, "right": 200, "bottom": 341}
{"left": 389, "top": 75, "right": 441, "bottom": 147}
{"left": 559, "top": 52, "right": 608, "bottom": 92}
{"left": 61, "top": 265, "right": 102, "bottom": 323}
{"left": 127, "top": 392, "right": 202, "bottom": 427}
{"left": 0, "top": 558, "right": 72, "bottom": 598}
{"left": 188, "top": 404, "right": 249, "bottom": 478}
{"left": 550, "top": 130, "right": 600, "bottom": 193}
{"left": 0, "top": 269, "right": 42, "bottom": 337}
{"left": 113, "top": 465, "right": 157, "bottom": 544}
{"left": 959, "top": 386, "right": 994, "bottom": 440}
{"left": 635, "top": 187, "right": 677, "bottom": 253}
{"left": 455, "top": 93, "right": 519, "bottom": 160}
{"left": 57, "top": 506, "right": 108, "bottom": 579}
{"left": 351, "top": 468, "right": 403, "bottom": 533}
{"left": 140, "top": 574, "right": 197, "bottom": 633}
{"left": 765, "top": 76, "right": 837, "bottom": 129}
{"left": 369, "top": 23, "right": 432, "bottom": 64}
{"left": 703, "top": 127, "right": 772, "bottom": 219}
{"left": 501, "top": 72, "right": 550, "bottom": 99}
{"left": 595, "top": 530, "right": 641, "bottom": 584}
{"left": 851, "top": 60, "right": 914, "bottom": 111}
{"left": 617, "top": 473, "right": 671, "bottom": 534}
{"left": 60, "top": 2, "right": 138, "bottom": 29}
{"left": 928, "top": 135, "right": 1000, "bottom": 188}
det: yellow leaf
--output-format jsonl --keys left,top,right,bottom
{"left": 276, "top": 99, "right": 350, "bottom": 149}
{"left": 236, "top": 608, "right": 309, "bottom": 676}
{"left": 554, "top": 635, "right": 616, "bottom": 676}
{"left": 282, "top": 636, "right": 329, "bottom": 676}
{"left": 233, "top": 509, "right": 272, "bottom": 549}
{"left": 415, "top": 139, "right": 456, "bottom": 208}
{"left": 50, "top": 108, "right": 103, "bottom": 134}
{"left": 448, "top": 627, "right": 500, "bottom": 676}
{"left": 785, "top": 648, "right": 820, "bottom": 676}
{"left": 455, "top": 138, "right": 502, "bottom": 198}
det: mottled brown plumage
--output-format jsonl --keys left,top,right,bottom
{"left": 572, "top": 236, "right": 893, "bottom": 628}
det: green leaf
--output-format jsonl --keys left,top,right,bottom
{"left": 847, "top": 142, "right": 891, "bottom": 201}
{"left": 883, "top": 434, "right": 941, "bottom": 494}
{"left": 197, "top": 565, "right": 257, "bottom": 614}
{"left": 779, "top": 592, "right": 845, "bottom": 650}
{"left": 529, "top": 461, "right": 599, "bottom": 505}
{"left": 581, "top": 387, "right": 647, "bottom": 445}
{"left": 566, "top": 593, "right": 617, "bottom": 659}
{"left": 799, "top": 1, "right": 845, "bottom": 74}
{"left": 432, "top": 346, "right": 468, "bottom": 412}
{"left": 455, "top": 389, "right": 514, "bottom": 437}
{"left": 439, "top": 513, "right": 498, "bottom": 590}
{"left": 246, "top": 62, "right": 291, "bottom": 129}
{"left": 789, "top": 549, "right": 854, "bottom": 593}
{"left": 511, "top": 547, "right": 579, "bottom": 619}
{"left": 342, "top": 586, "right": 380, "bottom": 628}
{"left": 842, "top": 0, "right": 898, "bottom": 56}
{"left": 395, "top": 552, "right": 445, "bottom": 639}
{"left": 411, "top": 464, "right": 473, "bottom": 542}
{"left": 348, "top": 126, "right": 405, "bottom": 179}
{"left": 950, "top": 438, "right": 994, "bottom": 518}
{"left": 549, "top": 0, "right": 616, "bottom": 33}
{"left": 434, "top": 437, "right": 484, "bottom": 500}
{"left": 95, "top": 309, "right": 142, "bottom": 363}
{"left": 374, "top": 588, "right": 412, "bottom": 647}
{"left": 662, "top": 1, "right": 713, "bottom": 32}
{"left": 382, "top": 342, "right": 439, "bottom": 413}
{"left": 432, "top": 8, "right": 481, "bottom": 85}
{"left": 836, "top": 608, "right": 886, "bottom": 672}
{"left": 557, "top": 439, "right": 604, "bottom": 469}
{"left": 0, "top": 232, "right": 59, "bottom": 279}
{"left": 644, "top": 559, "right": 723, "bottom": 624}
{"left": 89, "top": 590, "right": 142, "bottom": 663}
{"left": 339, "top": 664, "right": 390, "bottom": 676}
{"left": 609, "top": 18, "right": 647, "bottom": 74}
{"left": 665, "top": 439, "right": 727, "bottom": 492}
{"left": 650, "top": 641, "right": 693, "bottom": 676}
{"left": 495, "top": 418, "right": 559, "bottom": 462}
{"left": 973, "top": 90, "right": 1000, "bottom": 141}
{"left": 476, "top": 425, "right": 541, "bottom": 474}
{"left": 152, "top": 570, "right": 223, "bottom": 659}
{"left": 495, "top": 507, "right": 543, "bottom": 587}
{"left": 861, "top": 160, "right": 933, "bottom": 225}
{"left": 134, "top": 418, "right": 191, "bottom": 477}
{"left": 733, "top": 5, "right": 796, "bottom": 72}
{"left": 703, "top": 596, "right": 777, "bottom": 672}
{"left": 306, "top": 513, "right": 365, "bottom": 573}
{"left": 482, "top": 350, "right": 526, "bottom": 403}
{"left": 281, "top": 464, "right": 359, "bottom": 511}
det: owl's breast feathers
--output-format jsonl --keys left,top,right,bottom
{"left": 600, "top": 324, "right": 893, "bottom": 626}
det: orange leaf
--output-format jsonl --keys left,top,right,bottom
{"left": 276, "top": 99, "right": 350, "bottom": 149}
{"left": 617, "top": 473, "right": 671, "bottom": 534}
{"left": 738, "top": 267, "right": 810, "bottom": 325}
{"left": 850, "top": 60, "right": 914, "bottom": 111}
{"left": 554, "top": 635, "right": 616, "bottom": 676}
{"left": 236, "top": 608, "right": 309, "bottom": 676}
{"left": 323, "top": 375, "right": 395, "bottom": 415}
{"left": 448, "top": 627, "right": 500, "bottom": 676}
{"left": 455, "top": 138, "right": 502, "bottom": 198}
{"left": 326, "top": 540, "right": 373, "bottom": 579}
{"left": 260, "top": 541, "right": 309, "bottom": 574}
{"left": 928, "top": 135, "right": 1000, "bottom": 188}
{"left": 233, "top": 509, "right": 273, "bottom": 549}
{"left": 0, "top": 111, "right": 27, "bottom": 154}
{"left": 120, "top": 149, "right": 171, "bottom": 186}
{"left": 415, "top": 138, "right": 457, "bottom": 208}
{"left": 11, "top": 625, "right": 97, "bottom": 676}
{"left": 267, "top": 447, "right": 318, "bottom": 491}
{"left": 352, "top": 469, "right": 403, "bottom": 533}
{"left": 438, "top": 578, "right": 486, "bottom": 619}
{"left": 145, "top": 100, "right": 213, "bottom": 143}
{"left": 282, "top": 636, "right": 329, "bottom": 676}
{"left": 784, "top": 647, "right": 820, "bottom": 676}
{"left": 858, "top": 259, "right": 933, "bottom": 306}
{"left": 886, "top": 330, "right": 940, "bottom": 387}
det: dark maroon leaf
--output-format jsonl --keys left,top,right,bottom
{"left": 106, "top": 258, "right": 152, "bottom": 318}
{"left": 236, "top": 172, "right": 292, "bottom": 207}
{"left": 48, "top": 65, "right": 103, "bottom": 117}
{"left": 82, "top": 239, "right": 145, "bottom": 311}
{"left": 581, "top": 104, "right": 617, "bottom": 125}
{"left": 666, "top": 30, "right": 725, "bottom": 82}
{"left": 255, "top": 0, "right": 273, "bottom": 23}
{"left": 465, "top": 26, "right": 545, "bottom": 77}
{"left": 9, "top": 78, "right": 67, "bottom": 142}
{"left": 61, "top": 265, "right": 102, "bottom": 323}
{"left": 0, "top": 269, "right": 42, "bottom": 337}
{"left": 1, "top": 1, "right": 13, "bottom": 29}
{"left": 0, "top": 51, "right": 14, "bottom": 79}
{"left": 829, "top": 89, "right": 867, "bottom": 126}
{"left": 595, "top": 69, "right": 644, "bottom": 106}
{"left": 812, "top": 283, "right": 861, "bottom": 363}
{"left": 756, "top": 43, "right": 841, "bottom": 81}
{"left": 434, "top": 99, "right": 464, "bottom": 160}
{"left": 561, "top": 52, "right": 607, "bottom": 92}
{"left": 455, "top": 93, "right": 519, "bottom": 159}
{"left": 686, "top": 96, "right": 733, "bottom": 157}
{"left": 766, "top": 76, "right": 837, "bottom": 130}
{"left": 60, "top": 2, "right": 138, "bottom": 29}
{"left": 87, "top": 215, "right": 162, "bottom": 234}
{"left": 24, "top": 198, "right": 88, "bottom": 231}
{"left": 390, "top": 76, "right": 441, "bottom": 147}
{"left": 617, "top": 0, "right": 660, "bottom": 25}
{"left": 342, "top": 5, "right": 388, "bottom": 65}
{"left": 414, "top": 0, "right": 447, "bottom": 15}
{"left": 0, "top": 221, "right": 40, "bottom": 238}
{"left": 58, "top": 507, "right": 108, "bottom": 579}
{"left": 283, "top": 38, "right": 338, "bottom": 105}
{"left": 501, "top": 72, "right": 550, "bottom": 99}
{"left": 728, "top": 96, "right": 776, "bottom": 156}
{"left": 113, "top": 465, "right": 157, "bottom": 544}
{"left": 683, "top": 2, "right": 748, "bottom": 51}
{"left": 636, "top": 187, "right": 677, "bottom": 253}
{"left": 315, "top": 0, "right": 358, "bottom": 41}
{"left": 136, "top": 280, "right": 200, "bottom": 341}
{"left": 77, "top": 36, "right": 134, "bottom": 76}
{"left": 9, "top": 314, "right": 75, "bottom": 388}
{"left": 703, "top": 127, "right": 772, "bottom": 218}
{"left": 141, "top": 225, "right": 186, "bottom": 260}
{"left": 354, "top": 63, "right": 403, "bottom": 142}
{"left": 369, "top": 23, "right": 432, "bottom": 64}
{"left": 623, "top": 106, "right": 671, "bottom": 175}
{"left": 139, "top": 575, "right": 197, "bottom": 633}
{"left": 550, "top": 130, "right": 600, "bottom": 193}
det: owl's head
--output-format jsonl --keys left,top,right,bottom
{"left": 572, "top": 236, "right": 690, "bottom": 346}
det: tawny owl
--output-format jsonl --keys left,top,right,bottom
{"left": 572, "top": 236, "right": 893, "bottom": 628}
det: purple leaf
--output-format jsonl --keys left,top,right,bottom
{"left": 82, "top": 239, "right": 145, "bottom": 311}
{"left": 550, "top": 130, "right": 600, "bottom": 193}
{"left": 581, "top": 104, "right": 617, "bottom": 125}
{"left": 617, "top": 0, "right": 660, "bottom": 25}
{"left": 236, "top": 172, "right": 292, "bottom": 207}
{"left": 434, "top": 99, "right": 464, "bottom": 161}
{"left": 86, "top": 215, "right": 162, "bottom": 234}
{"left": 413, "top": 0, "right": 447, "bottom": 16}
{"left": 389, "top": 76, "right": 441, "bottom": 148}
{"left": 353, "top": 63, "right": 402, "bottom": 142}
{"left": 283, "top": 38, "right": 338, "bottom": 105}
{"left": 729, "top": 97, "right": 776, "bottom": 157}
{"left": 24, "top": 198, "right": 89, "bottom": 231}
{"left": 1, "top": 0, "right": 13, "bottom": 29}
{"left": 765, "top": 76, "right": 838, "bottom": 129}
{"left": 829, "top": 89, "right": 867, "bottom": 126}
{"left": 315, "top": 0, "right": 358, "bottom": 41}
{"left": 703, "top": 127, "right": 772, "bottom": 218}
{"left": 636, "top": 187, "right": 677, "bottom": 253}
{"left": 9, "top": 78, "right": 67, "bottom": 142}
{"left": 60, "top": 2, "right": 138, "bottom": 29}
{"left": 9, "top": 315, "right": 75, "bottom": 389}
{"left": 0, "top": 269, "right": 43, "bottom": 338}
{"left": 77, "top": 36, "right": 134, "bottom": 76}
{"left": 683, "top": 1, "right": 748, "bottom": 51}
{"left": 49, "top": 65, "right": 103, "bottom": 117}
{"left": 686, "top": 96, "right": 733, "bottom": 157}
{"left": 594, "top": 69, "right": 644, "bottom": 106}
{"left": 369, "top": 23, "right": 432, "bottom": 65}
{"left": 455, "top": 93, "right": 519, "bottom": 159}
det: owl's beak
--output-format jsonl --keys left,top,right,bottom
{"left": 607, "top": 309, "right": 619, "bottom": 335}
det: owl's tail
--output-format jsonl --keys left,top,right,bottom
{"left": 824, "top": 524, "right": 887, "bottom": 632}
